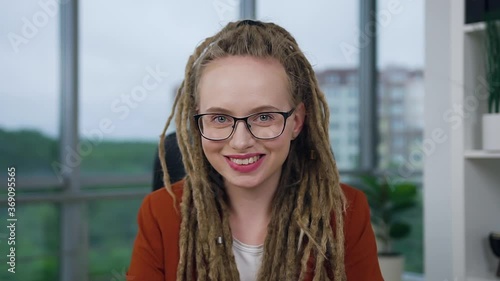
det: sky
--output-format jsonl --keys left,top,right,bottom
{"left": 0, "top": 0, "right": 424, "bottom": 141}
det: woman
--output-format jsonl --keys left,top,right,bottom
{"left": 127, "top": 20, "right": 383, "bottom": 281}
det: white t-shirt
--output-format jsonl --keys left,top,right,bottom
{"left": 232, "top": 238, "right": 264, "bottom": 281}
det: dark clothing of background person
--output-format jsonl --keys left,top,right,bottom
{"left": 152, "top": 132, "right": 186, "bottom": 191}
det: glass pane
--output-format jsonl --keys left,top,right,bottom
{"left": 88, "top": 198, "right": 143, "bottom": 281}
{"left": 0, "top": 0, "right": 60, "bottom": 178}
{"left": 0, "top": 203, "right": 59, "bottom": 281}
{"left": 257, "top": 1, "right": 360, "bottom": 170}
{"left": 392, "top": 181, "right": 424, "bottom": 274}
{"left": 376, "top": 0, "right": 424, "bottom": 274}
{"left": 79, "top": 0, "right": 239, "bottom": 177}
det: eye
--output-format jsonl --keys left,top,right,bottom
{"left": 258, "top": 114, "right": 273, "bottom": 122}
{"left": 211, "top": 115, "right": 230, "bottom": 124}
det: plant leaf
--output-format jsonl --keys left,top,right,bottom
{"left": 390, "top": 201, "right": 417, "bottom": 214}
{"left": 390, "top": 183, "right": 417, "bottom": 203}
{"left": 389, "top": 221, "right": 411, "bottom": 240}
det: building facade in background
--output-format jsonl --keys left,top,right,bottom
{"left": 317, "top": 67, "right": 424, "bottom": 171}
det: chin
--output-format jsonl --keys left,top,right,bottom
{"left": 223, "top": 174, "right": 264, "bottom": 190}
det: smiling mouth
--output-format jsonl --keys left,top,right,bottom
{"left": 228, "top": 155, "right": 261, "bottom": 165}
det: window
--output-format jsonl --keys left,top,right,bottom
{"left": 349, "top": 88, "right": 359, "bottom": 97}
{"left": 377, "top": 0, "right": 424, "bottom": 274}
{"left": 88, "top": 198, "right": 142, "bottom": 280}
{"left": 257, "top": 0, "right": 360, "bottom": 171}
{"left": 391, "top": 87, "right": 405, "bottom": 99}
{"left": 391, "top": 119, "right": 405, "bottom": 131}
{"left": 0, "top": 1, "right": 61, "bottom": 277}
{"left": 348, "top": 122, "right": 359, "bottom": 131}
{"left": 0, "top": 203, "right": 59, "bottom": 281}
{"left": 331, "top": 138, "right": 341, "bottom": 149}
{"left": 0, "top": 0, "right": 60, "bottom": 180}
{"left": 393, "top": 137, "right": 405, "bottom": 150}
{"left": 79, "top": 0, "right": 239, "bottom": 178}
{"left": 391, "top": 104, "right": 404, "bottom": 115}
{"left": 326, "top": 74, "right": 340, "bottom": 84}
{"left": 347, "top": 73, "right": 358, "bottom": 85}
{"left": 348, "top": 136, "right": 359, "bottom": 146}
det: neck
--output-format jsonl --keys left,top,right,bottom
{"left": 224, "top": 174, "right": 281, "bottom": 245}
{"left": 227, "top": 185, "right": 275, "bottom": 219}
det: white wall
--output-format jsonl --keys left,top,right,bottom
{"left": 424, "top": 0, "right": 455, "bottom": 280}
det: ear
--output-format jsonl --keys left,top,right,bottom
{"left": 291, "top": 102, "right": 306, "bottom": 139}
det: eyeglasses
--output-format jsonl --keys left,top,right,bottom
{"left": 194, "top": 108, "right": 295, "bottom": 141}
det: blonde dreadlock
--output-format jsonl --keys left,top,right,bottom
{"left": 158, "top": 20, "right": 347, "bottom": 281}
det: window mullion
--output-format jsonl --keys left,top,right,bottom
{"left": 59, "top": 0, "right": 88, "bottom": 280}
{"left": 359, "top": 0, "right": 378, "bottom": 171}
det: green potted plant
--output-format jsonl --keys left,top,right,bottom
{"left": 483, "top": 14, "right": 500, "bottom": 151}
{"left": 359, "top": 175, "right": 418, "bottom": 281}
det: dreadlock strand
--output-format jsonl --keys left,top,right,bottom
{"left": 219, "top": 202, "right": 241, "bottom": 280}
{"left": 324, "top": 210, "right": 338, "bottom": 281}
{"left": 334, "top": 200, "right": 347, "bottom": 280}
{"left": 176, "top": 178, "right": 193, "bottom": 280}
{"left": 284, "top": 209, "right": 301, "bottom": 280}
{"left": 298, "top": 241, "right": 314, "bottom": 281}
{"left": 267, "top": 191, "right": 294, "bottom": 280}
{"left": 256, "top": 213, "right": 277, "bottom": 279}
{"left": 184, "top": 190, "right": 198, "bottom": 281}
{"left": 176, "top": 33, "right": 221, "bottom": 175}
{"left": 314, "top": 218, "right": 331, "bottom": 281}
{"left": 158, "top": 81, "right": 185, "bottom": 208}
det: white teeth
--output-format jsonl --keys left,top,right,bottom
{"left": 230, "top": 155, "right": 260, "bottom": 165}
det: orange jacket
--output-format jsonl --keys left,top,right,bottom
{"left": 127, "top": 180, "right": 383, "bottom": 280}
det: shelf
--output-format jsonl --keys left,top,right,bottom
{"left": 467, "top": 277, "right": 499, "bottom": 281}
{"left": 464, "top": 150, "right": 500, "bottom": 159}
{"left": 464, "top": 22, "right": 485, "bottom": 33}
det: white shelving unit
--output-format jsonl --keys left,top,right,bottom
{"left": 425, "top": 1, "right": 500, "bottom": 281}
{"left": 460, "top": 18, "right": 500, "bottom": 280}
{"left": 454, "top": 3, "right": 500, "bottom": 281}
{"left": 463, "top": 22, "right": 486, "bottom": 34}
{"left": 464, "top": 150, "right": 500, "bottom": 159}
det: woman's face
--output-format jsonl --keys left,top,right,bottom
{"left": 197, "top": 56, "right": 305, "bottom": 192}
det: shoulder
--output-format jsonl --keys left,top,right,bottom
{"left": 339, "top": 183, "right": 370, "bottom": 228}
{"left": 338, "top": 183, "right": 384, "bottom": 280}
{"left": 339, "top": 182, "right": 364, "bottom": 200}
{"left": 139, "top": 180, "right": 185, "bottom": 230}
{"left": 129, "top": 180, "right": 185, "bottom": 280}
{"left": 148, "top": 180, "right": 184, "bottom": 209}
{"left": 340, "top": 182, "right": 368, "bottom": 210}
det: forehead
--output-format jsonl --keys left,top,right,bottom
{"left": 197, "top": 56, "right": 292, "bottom": 114}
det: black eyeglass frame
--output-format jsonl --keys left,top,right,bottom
{"left": 193, "top": 108, "right": 296, "bottom": 141}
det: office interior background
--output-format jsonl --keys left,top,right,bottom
{"left": 1, "top": 0, "right": 499, "bottom": 281}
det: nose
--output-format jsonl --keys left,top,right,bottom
{"left": 229, "top": 120, "right": 255, "bottom": 150}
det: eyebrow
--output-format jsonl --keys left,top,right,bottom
{"left": 203, "top": 105, "right": 283, "bottom": 115}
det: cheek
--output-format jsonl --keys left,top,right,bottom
{"left": 201, "top": 138, "right": 223, "bottom": 157}
{"left": 201, "top": 138, "right": 212, "bottom": 154}
{"left": 267, "top": 137, "right": 292, "bottom": 155}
